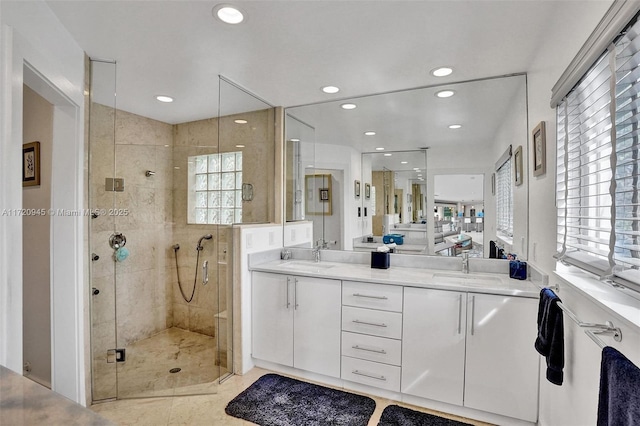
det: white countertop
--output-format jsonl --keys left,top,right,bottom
{"left": 251, "top": 259, "right": 540, "bottom": 298}
{"left": 0, "top": 366, "right": 113, "bottom": 425}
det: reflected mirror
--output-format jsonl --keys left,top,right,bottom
{"left": 432, "top": 174, "right": 484, "bottom": 257}
{"left": 284, "top": 73, "right": 528, "bottom": 259}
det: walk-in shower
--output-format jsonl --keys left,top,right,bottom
{"left": 88, "top": 60, "right": 275, "bottom": 401}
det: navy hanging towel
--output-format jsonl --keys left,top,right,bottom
{"left": 597, "top": 346, "right": 640, "bottom": 426}
{"left": 534, "top": 287, "right": 564, "bottom": 385}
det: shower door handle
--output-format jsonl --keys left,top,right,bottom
{"left": 202, "top": 260, "right": 209, "bottom": 285}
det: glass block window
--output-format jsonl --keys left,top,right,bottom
{"left": 188, "top": 152, "right": 243, "bottom": 224}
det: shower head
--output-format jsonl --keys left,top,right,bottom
{"left": 196, "top": 234, "right": 213, "bottom": 250}
{"left": 172, "top": 244, "right": 180, "bottom": 251}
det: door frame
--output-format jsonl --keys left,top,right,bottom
{"left": 0, "top": 24, "right": 87, "bottom": 404}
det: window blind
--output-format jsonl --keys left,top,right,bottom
{"left": 496, "top": 154, "right": 513, "bottom": 237}
{"left": 556, "top": 15, "right": 640, "bottom": 292}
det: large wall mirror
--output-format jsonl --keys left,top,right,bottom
{"left": 284, "top": 73, "right": 528, "bottom": 260}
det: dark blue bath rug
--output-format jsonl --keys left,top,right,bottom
{"left": 225, "top": 373, "right": 376, "bottom": 426}
{"left": 378, "top": 405, "right": 473, "bottom": 426}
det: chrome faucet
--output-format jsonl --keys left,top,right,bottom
{"left": 312, "top": 246, "right": 321, "bottom": 263}
{"left": 462, "top": 251, "right": 469, "bottom": 274}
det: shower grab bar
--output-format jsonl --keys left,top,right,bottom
{"left": 556, "top": 301, "right": 622, "bottom": 348}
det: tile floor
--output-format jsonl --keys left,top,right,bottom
{"left": 91, "top": 367, "right": 493, "bottom": 425}
{"left": 113, "top": 328, "right": 227, "bottom": 398}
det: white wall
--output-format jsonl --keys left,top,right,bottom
{"left": 524, "top": 2, "right": 622, "bottom": 425}
{"left": 314, "top": 143, "right": 362, "bottom": 250}
{"left": 0, "top": 1, "right": 86, "bottom": 404}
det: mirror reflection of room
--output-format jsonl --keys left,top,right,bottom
{"left": 283, "top": 73, "right": 528, "bottom": 260}
{"left": 432, "top": 174, "right": 484, "bottom": 257}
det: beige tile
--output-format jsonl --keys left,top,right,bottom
{"left": 91, "top": 397, "right": 173, "bottom": 425}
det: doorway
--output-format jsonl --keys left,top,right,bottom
{"left": 21, "top": 84, "right": 53, "bottom": 388}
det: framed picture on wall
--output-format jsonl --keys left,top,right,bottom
{"left": 305, "top": 174, "right": 332, "bottom": 215}
{"left": 514, "top": 145, "right": 524, "bottom": 186}
{"left": 354, "top": 180, "right": 361, "bottom": 198}
{"left": 22, "top": 141, "right": 41, "bottom": 187}
{"left": 532, "top": 121, "right": 546, "bottom": 177}
{"left": 365, "top": 183, "right": 371, "bottom": 199}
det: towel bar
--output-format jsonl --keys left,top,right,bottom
{"left": 556, "top": 301, "right": 622, "bottom": 345}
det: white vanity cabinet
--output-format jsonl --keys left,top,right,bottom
{"left": 340, "top": 281, "right": 403, "bottom": 392}
{"left": 464, "top": 293, "right": 539, "bottom": 422}
{"left": 251, "top": 271, "right": 342, "bottom": 378}
{"left": 402, "top": 287, "right": 467, "bottom": 406}
{"left": 402, "top": 287, "right": 539, "bottom": 422}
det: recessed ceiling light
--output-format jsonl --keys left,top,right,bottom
{"left": 401, "top": 161, "right": 408, "bottom": 164}
{"left": 321, "top": 86, "right": 340, "bottom": 94}
{"left": 290, "top": 138, "right": 300, "bottom": 142}
{"left": 341, "top": 103, "right": 357, "bottom": 110}
{"left": 214, "top": 4, "right": 244, "bottom": 24}
{"left": 234, "top": 119, "right": 248, "bottom": 124}
{"left": 156, "top": 95, "right": 174, "bottom": 103}
{"left": 431, "top": 67, "right": 453, "bottom": 77}
{"left": 384, "top": 153, "right": 392, "bottom": 157}
{"left": 235, "top": 144, "right": 245, "bottom": 148}
{"left": 436, "top": 90, "right": 455, "bottom": 98}
{"left": 376, "top": 147, "right": 385, "bottom": 151}
{"left": 364, "top": 131, "right": 376, "bottom": 136}
{"left": 448, "top": 124, "right": 462, "bottom": 129}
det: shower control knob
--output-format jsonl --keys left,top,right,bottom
{"left": 92, "top": 287, "right": 100, "bottom": 296}
{"left": 91, "top": 253, "right": 100, "bottom": 261}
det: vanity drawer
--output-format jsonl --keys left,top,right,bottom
{"left": 342, "top": 306, "right": 402, "bottom": 339}
{"left": 342, "top": 281, "right": 403, "bottom": 312}
{"left": 341, "top": 356, "right": 401, "bottom": 392}
{"left": 342, "top": 331, "right": 401, "bottom": 366}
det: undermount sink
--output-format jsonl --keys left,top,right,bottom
{"left": 280, "top": 260, "right": 336, "bottom": 271}
{"left": 432, "top": 272, "right": 499, "bottom": 285}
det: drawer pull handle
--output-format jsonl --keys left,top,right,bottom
{"left": 352, "top": 370, "right": 387, "bottom": 381}
{"left": 352, "top": 345, "right": 387, "bottom": 354}
{"left": 352, "top": 319, "right": 387, "bottom": 328}
{"left": 353, "top": 293, "right": 388, "bottom": 300}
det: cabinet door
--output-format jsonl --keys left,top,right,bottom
{"left": 464, "top": 293, "right": 539, "bottom": 422}
{"left": 251, "top": 272, "right": 293, "bottom": 366}
{"left": 401, "top": 287, "right": 466, "bottom": 406}
{"left": 293, "top": 276, "right": 342, "bottom": 378}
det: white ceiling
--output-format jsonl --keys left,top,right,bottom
{"left": 46, "top": 0, "right": 611, "bottom": 125}
{"left": 44, "top": 1, "right": 611, "bottom": 202}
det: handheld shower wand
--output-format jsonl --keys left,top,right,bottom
{"left": 196, "top": 234, "right": 213, "bottom": 251}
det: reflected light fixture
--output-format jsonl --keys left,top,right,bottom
{"left": 401, "top": 161, "right": 408, "bottom": 164}
{"left": 384, "top": 153, "right": 392, "bottom": 157}
{"left": 431, "top": 67, "right": 453, "bottom": 77}
{"left": 436, "top": 89, "right": 455, "bottom": 98}
{"left": 290, "top": 138, "right": 300, "bottom": 142}
{"left": 321, "top": 86, "right": 340, "bottom": 94}
{"left": 234, "top": 119, "right": 248, "bottom": 124}
{"left": 448, "top": 124, "right": 462, "bottom": 129}
{"left": 156, "top": 95, "right": 174, "bottom": 103}
{"left": 341, "top": 103, "right": 357, "bottom": 110}
{"left": 214, "top": 4, "right": 244, "bottom": 24}
{"left": 376, "top": 147, "right": 385, "bottom": 151}
{"left": 235, "top": 144, "right": 245, "bottom": 148}
{"left": 364, "top": 131, "right": 376, "bottom": 136}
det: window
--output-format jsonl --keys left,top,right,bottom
{"left": 496, "top": 149, "right": 513, "bottom": 238}
{"left": 188, "top": 152, "right": 243, "bottom": 224}
{"left": 556, "top": 16, "right": 640, "bottom": 291}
